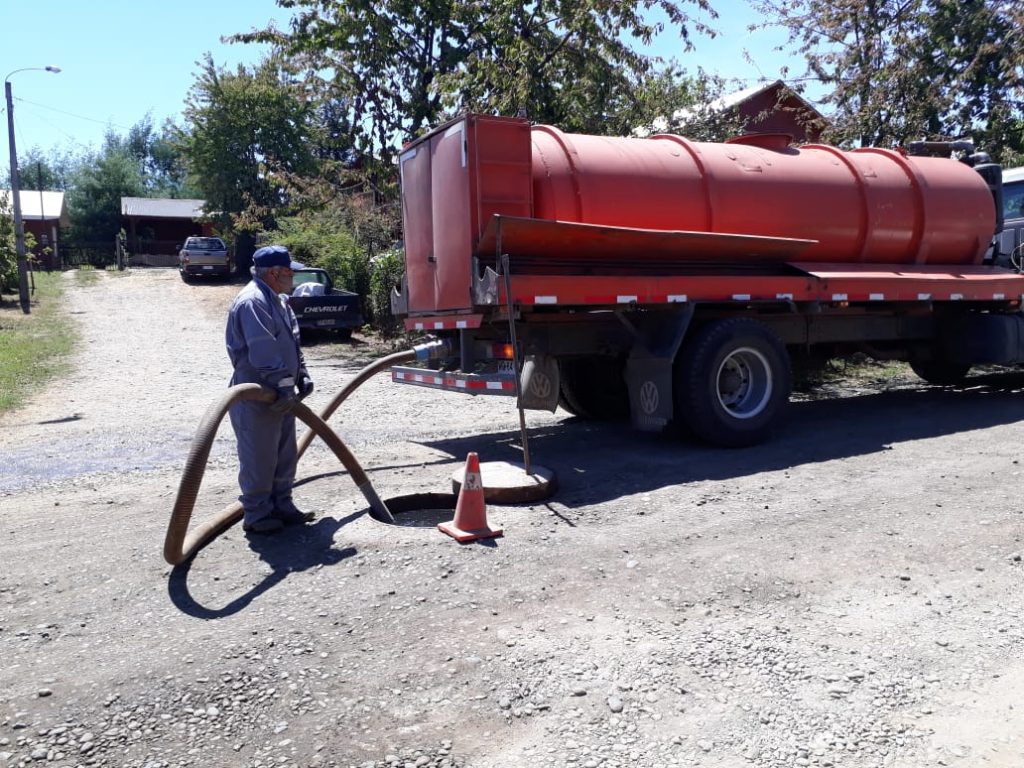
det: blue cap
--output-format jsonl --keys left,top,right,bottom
{"left": 253, "top": 245, "right": 291, "bottom": 268}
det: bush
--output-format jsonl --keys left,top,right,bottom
{"left": 369, "top": 249, "right": 405, "bottom": 335}
{"left": 270, "top": 214, "right": 404, "bottom": 331}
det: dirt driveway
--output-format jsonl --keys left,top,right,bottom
{"left": 1, "top": 268, "right": 1022, "bottom": 768}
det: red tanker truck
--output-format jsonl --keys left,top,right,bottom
{"left": 390, "top": 114, "right": 1021, "bottom": 447}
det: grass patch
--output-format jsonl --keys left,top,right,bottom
{"left": 74, "top": 266, "right": 99, "bottom": 285}
{"left": 0, "top": 273, "right": 77, "bottom": 413}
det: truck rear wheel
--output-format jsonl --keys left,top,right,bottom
{"left": 909, "top": 359, "right": 971, "bottom": 385}
{"left": 674, "top": 318, "right": 791, "bottom": 448}
{"left": 558, "top": 356, "right": 630, "bottom": 420}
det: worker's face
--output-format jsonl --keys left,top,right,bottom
{"left": 268, "top": 265, "right": 294, "bottom": 293}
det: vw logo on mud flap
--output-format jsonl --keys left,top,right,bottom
{"left": 528, "top": 371, "right": 552, "bottom": 399}
{"left": 639, "top": 380, "right": 659, "bottom": 415}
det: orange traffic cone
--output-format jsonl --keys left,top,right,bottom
{"left": 439, "top": 452, "right": 503, "bottom": 543}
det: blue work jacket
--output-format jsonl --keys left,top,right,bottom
{"left": 226, "top": 278, "right": 303, "bottom": 390}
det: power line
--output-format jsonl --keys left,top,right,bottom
{"left": 12, "top": 95, "right": 139, "bottom": 132}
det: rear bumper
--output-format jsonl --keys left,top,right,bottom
{"left": 391, "top": 365, "right": 516, "bottom": 395}
{"left": 296, "top": 314, "right": 363, "bottom": 330}
{"left": 181, "top": 263, "right": 231, "bottom": 276}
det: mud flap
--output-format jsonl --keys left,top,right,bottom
{"left": 624, "top": 305, "right": 695, "bottom": 432}
{"left": 626, "top": 358, "right": 675, "bottom": 431}
{"left": 520, "top": 355, "right": 560, "bottom": 412}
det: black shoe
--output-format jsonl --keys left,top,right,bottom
{"left": 243, "top": 517, "right": 284, "bottom": 534}
{"left": 274, "top": 506, "right": 315, "bottom": 525}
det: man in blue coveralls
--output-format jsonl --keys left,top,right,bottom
{"left": 226, "top": 245, "right": 316, "bottom": 534}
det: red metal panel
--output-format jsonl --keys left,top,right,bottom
{"left": 476, "top": 216, "right": 816, "bottom": 263}
{"left": 431, "top": 121, "right": 473, "bottom": 311}
{"left": 398, "top": 141, "right": 435, "bottom": 313}
{"left": 499, "top": 267, "right": 1024, "bottom": 307}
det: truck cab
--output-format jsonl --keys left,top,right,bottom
{"left": 1000, "top": 167, "right": 1024, "bottom": 267}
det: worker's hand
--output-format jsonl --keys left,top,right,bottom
{"left": 270, "top": 385, "right": 298, "bottom": 414}
{"left": 298, "top": 371, "right": 315, "bottom": 400}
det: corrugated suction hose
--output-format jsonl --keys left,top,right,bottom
{"left": 164, "top": 349, "right": 417, "bottom": 565}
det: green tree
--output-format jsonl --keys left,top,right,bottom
{"left": 231, "top": 0, "right": 717, "bottom": 165}
{"left": 753, "top": 0, "right": 1024, "bottom": 158}
{"left": 181, "top": 54, "right": 316, "bottom": 237}
{"left": 0, "top": 193, "right": 15, "bottom": 291}
{"left": 112, "top": 115, "right": 199, "bottom": 198}
{"left": 66, "top": 139, "right": 145, "bottom": 244}
{"left": 920, "top": 0, "right": 1024, "bottom": 163}
{"left": 750, "top": 0, "right": 927, "bottom": 148}
{"left": 3, "top": 148, "right": 79, "bottom": 192}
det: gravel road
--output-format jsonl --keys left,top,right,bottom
{"left": 1, "top": 268, "right": 1022, "bottom": 768}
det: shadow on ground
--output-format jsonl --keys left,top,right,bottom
{"left": 167, "top": 509, "right": 362, "bottom": 619}
{"left": 419, "top": 371, "right": 1024, "bottom": 509}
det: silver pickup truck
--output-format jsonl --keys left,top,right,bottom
{"left": 178, "top": 236, "right": 231, "bottom": 281}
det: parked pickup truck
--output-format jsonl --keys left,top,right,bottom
{"left": 178, "top": 236, "right": 231, "bottom": 281}
{"left": 288, "top": 267, "right": 363, "bottom": 340}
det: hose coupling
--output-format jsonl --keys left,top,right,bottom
{"left": 413, "top": 338, "right": 453, "bottom": 361}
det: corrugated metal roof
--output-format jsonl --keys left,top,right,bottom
{"left": 0, "top": 190, "right": 67, "bottom": 221}
{"left": 120, "top": 197, "right": 207, "bottom": 219}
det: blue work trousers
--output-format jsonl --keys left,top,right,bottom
{"left": 229, "top": 400, "right": 298, "bottom": 523}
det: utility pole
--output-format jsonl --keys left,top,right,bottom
{"left": 5, "top": 79, "right": 30, "bottom": 314}
{"left": 4, "top": 66, "right": 60, "bottom": 314}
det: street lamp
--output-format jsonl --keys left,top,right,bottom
{"left": 5, "top": 65, "right": 61, "bottom": 314}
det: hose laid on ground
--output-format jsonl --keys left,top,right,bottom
{"left": 165, "top": 348, "right": 427, "bottom": 566}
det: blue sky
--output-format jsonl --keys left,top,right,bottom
{"left": 2, "top": 0, "right": 802, "bottom": 180}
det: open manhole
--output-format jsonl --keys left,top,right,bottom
{"left": 371, "top": 493, "right": 458, "bottom": 527}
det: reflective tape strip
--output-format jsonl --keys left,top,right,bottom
{"left": 455, "top": 380, "right": 467, "bottom": 388}
{"left": 918, "top": 293, "right": 932, "bottom": 300}
{"left": 411, "top": 318, "right": 474, "bottom": 330}
{"left": 534, "top": 296, "right": 557, "bottom": 304}
{"left": 832, "top": 293, "right": 848, "bottom": 301}
{"left": 485, "top": 381, "right": 505, "bottom": 390}
{"left": 667, "top": 294, "right": 688, "bottom": 303}
{"left": 950, "top": 293, "right": 963, "bottom": 300}
{"left": 869, "top": 293, "right": 884, "bottom": 301}
{"left": 776, "top": 293, "right": 793, "bottom": 300}
{"left": 732, "top": 294, "right": 751, "bottom": 301}
{"left": 617, "top": 295, "right": 638, "bottom": 304}
{"left": 994, "top": 293, "right": 1005, "bottom": 300}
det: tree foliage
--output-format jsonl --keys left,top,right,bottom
{"left": 66, "top": 138, "right": 145, "bottom": 244}
{"left": 752, "top": 0, "right": 1024, "bottom": 160}
{"left": 231, "top": 0, "right": 717, "bottom": 165}
{"left": 181, "top": 55, "right": 316, "bottom": 234}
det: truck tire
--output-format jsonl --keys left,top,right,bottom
{"left": 558, "top": 356, "right": 630, "bottom": 420}
{"left": 909, "top": 359, "right": 971, "bottom": 385}
{"left": 674, "top": 318, "right": 791, "bottom": 448}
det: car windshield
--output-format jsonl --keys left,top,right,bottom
{"left": 1004, "top": 181, "right": 1024, "bottom": 221}
{"left": 293, "top": 271, "right": 328, "bottom": 286}
{"left": 185, "top": 238, "right": 225, "bottom": 250}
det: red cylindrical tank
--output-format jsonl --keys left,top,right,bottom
{"left": 530, "top": 125, "right": 996, "bottom": 264}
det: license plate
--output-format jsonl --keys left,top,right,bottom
{"left": 316, "top": 319, "right": 334, "bottom": 327}
{"left": 202, "top": 265, "right": 213, "bottom": 270}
